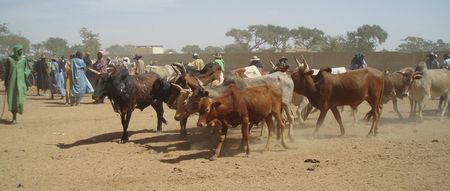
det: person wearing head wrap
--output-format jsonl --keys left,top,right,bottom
{"left": 70, "top": 51, "right": 94, "bottom": 106}
{"left": 3, "top": 44, "right": 31, "bottom": 124}
{"left": 212, "top": 53, "right": 225, "bottom": 71}
{"left": 249, "top": 55, "right": 264, "bottom": 69}
{"left": 133, "top": 54, "right": 146, "bottom": 75}
{"left": 350, "top": 52, "right": 368, "bottom": 70}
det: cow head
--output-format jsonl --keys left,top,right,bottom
{"left": 395, "top": 69, "right": 414, "bottom": 98}
{"left": 291, "top": 57, "right": 316, "bottom": 95}
{"left": 185, "top": 86, "right": 209, "bottom": 114}
{"left": 197, "top": 97, "right": 218, "bottom": 127}
{"left": 92, "top": 68, "right": 132, "bottom": 101}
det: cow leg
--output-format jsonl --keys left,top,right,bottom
{"left": 264, "top": 116, "right": 275, "bottom": 151}
{"left": 282, "top": 103, "right": 294, "bottom": 142}
{"left": 210, "top": 126, "right": 228, "bottom": 161}
{"left": 409, "top": 98, "right": 416, "bottom": 118}
{"left": 120, "top": 111, "right": 132, "bottom": 143}
{"left": 273, "top": 111, "right": 288, "bottom": 149}
{"left": 313, "top": 109, "right": 328, "bottom": 136}
{"left": 259, "top": 121, "right": 266, "bottom": 137}
{"left": 238, "top": 118, "right": 251, "bottom": 157}
{"left": 439, "top": 94, "right": 449, "bottom": 121}
{"left": 392, "top": 97, "right": 403, "bottom": 118}
{"left": 179, "top": 117, "right": 188, "bottom": 138}
{"left": 151, "top": 101, "right": 166, "bottom": 133}
{"left": 330, "top": 107, "right": 345, "bottom": 136}
{"left": 301, "top": 103, "right": 313, "bottom": 121}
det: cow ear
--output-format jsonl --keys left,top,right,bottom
{"left": 211, "top": 101, "right": 221, "bottom": 109}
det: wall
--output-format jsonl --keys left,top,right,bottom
{"left": 140, "top": 52, "right": 434, "bottom": 72}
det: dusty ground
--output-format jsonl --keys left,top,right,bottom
{"left": 1, "top": 85, "right": 450, "bottom": 191}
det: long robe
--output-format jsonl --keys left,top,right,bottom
{"left": 65, "top": 60, "right": 71, "bottom": 100}
{"left": 70, "top": 58, "right": 93, "bottom": 98}
{"left": 34, "top": 59, "right": 50, "bottom": 90}
{"left": 50, "top": 61, "right": 66, "bottom": 96}
{"left": 4, "top": 45, "right": 31, "bottom": 114}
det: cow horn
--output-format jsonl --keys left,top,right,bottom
{"left": 301, "top": 55, "right": 310, "bottom": 70}
{"left": 269, "top": 59, "right": 276, "bottom": 69}
{"left": 196, "top": 77, "right": 206, "bottom": 89}
{"left": 295, "top": 57, "right": 304, "bottom": 68}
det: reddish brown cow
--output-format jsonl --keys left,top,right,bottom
{"left": 291, "top": 58, "right": 384, "bottom": 136}
{"left": 197, "top": 84, "right": 287, "bottom": 160}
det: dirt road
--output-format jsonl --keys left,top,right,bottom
{"left": 1, "top": 87, "right": 449, "bottom": 190}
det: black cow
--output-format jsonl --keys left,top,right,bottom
{"left": 93, "top": 68, "right": 185, "bottom": 143}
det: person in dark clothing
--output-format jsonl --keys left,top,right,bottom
{"left": 350, "top": 52, "right": 368, "bottom": 70}
{"left": 34, "top": 55, "right": 50, "bottom": 96}
{"left": 425, "top": 52, "right": 439, "bottom": 69}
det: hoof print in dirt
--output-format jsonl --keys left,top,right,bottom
{"left": 431, "top": 139, "right": 439, "bottom": 143}
{"left": 304, "top": 159, "right": 320, "bottom": 163}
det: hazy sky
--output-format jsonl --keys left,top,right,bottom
{"left": 1, "top": 0, "right": 449, "bottom": 51}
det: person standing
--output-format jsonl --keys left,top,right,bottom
{"left": 34, "top": 55, "right": 50, "bottom": 96}
{"left": 70, "top": 51, "right": 93, "bottom": 106}
{"left": 92, "top": 51, "right": 107, "bottom": 103}
{"left": 3, "top": 44, "right": 31, "bottom": 124}
{"left": 425, "top": 52, "right": 439, "bottom": 69}
{"left": 188, "top": 53, "right": 205, "bottom": 71}
{"left": 442, "top": 54, "right": 450, "bottom": 69}
{"left": 134, "top": 54, "right": 145, "bottom": 75}
{"left": 64, "top": 55, "right": 72, "bottom": 105}
{"left": 50, "top": 57, "right": 66, "bottom": 100}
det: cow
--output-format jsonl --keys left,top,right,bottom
{"left": 175, "top": 71, "right": 296, "bottom": 140}
{"left": 92, "top": 68, "right": 186, "bottom": 142}
{"left": 197, "top": 84, "right": 287, "bottom": 160}
{"left": 291, "top": 58, "right": 384, "bottom": 136}
{"left": 407, "top": 62, "right": 450, "bottom": 121}
{"left": 144, "top": 63, "right": 183, "bottom": 83}
{"left": 381, "top": 67, "right": 415, "bottom": 118}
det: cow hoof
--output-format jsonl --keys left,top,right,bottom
{"left": 119, "top": 139, "right": 128, "bottom": 144}
{"left": 209, "top": 156, "right": 217, "bottom": 161}
{"left": 282, "top": 143, "right": 289, "bottom": 149}
{"left": 156, "top": 130, "right": 162, "bottom": 134}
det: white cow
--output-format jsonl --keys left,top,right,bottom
{"left": 408, "top": 62, "right": 450, "bottom": 121}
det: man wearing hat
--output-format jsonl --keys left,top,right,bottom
{"left": 188, "top": 53, "right": 205, "bottom": 71}
{"left": 426, "top": 52, "right": 439, "bottom": 69}
{"left": 275, "top": 56, "right": 290, "bottom": 72}
{"left": 134, "top": 54, "right": 146, "bottom": 75}
{"left": 248, "top": 55, "right": 264, "bottom": 69}
{"left": 213, "top": 53, "right": 225, "bottom": 71}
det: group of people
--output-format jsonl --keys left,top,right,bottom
{"left": 3, "top": 43, "right": 450, "bottom": 124}
{"left": 2, "top": 44, "right": 149, "bottom": 124}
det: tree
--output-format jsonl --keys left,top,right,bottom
{"left": 80, "top": 27, "right": 101, "bottom": 55}
{"left": 396, "top": 36, "right": 434, "bottom": 52}
{"left": 291, "top": 27, "right": 326, "bottom": 51}
{"left": 69, "top": 44, "right": 84, "bottom": 54}
{"left": 223, "top": 43, "right": 248, "bottom": 53}
{"left": 0, "top": 34, "right": 30, "bottom": 56}
{"left": 43, "top": 37, "right": 69, "bottom": 56}
{"left": 31, "top": 43, "right": 46, "bottom": 58}
{"left": 181, "top": 44, "right": 202, "bottom": 54}
{"left": 346, "top": 24, "right": 388, "bottom": 51}
{"left": 203, "top": 46, "right": 223, "bottom": 54}
{"left": 321, "top": 35, "right": 347, "bottom": 52}
{"left": 263, "top": 25, "right": 291, "bottom": 52}
{"left": 433, "top": 39, "right": 450, "bottom": 51}
{"left": 106, "top": 44, "right": 136, "bottom": 56}
{"left": 0, "top": 23, "right": 9, "bottom": 36}
{"left": 225, "top": 28, "right": 252, "bottom": 52}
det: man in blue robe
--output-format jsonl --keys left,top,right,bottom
{"left": 70, "top": 51, "right": 93, "bottom": 106}
{"left": 50, "top": 58, "right": 66, "bottom": 99}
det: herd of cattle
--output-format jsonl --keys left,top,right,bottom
{"left": 92, "top": 57, "right": 450, "bottom": 160}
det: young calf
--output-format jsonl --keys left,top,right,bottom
{"left": 197, "top": 84, "right": 288, "bottom": 160}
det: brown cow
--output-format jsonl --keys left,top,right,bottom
{"left": 197, "top": 84, "right": 288, "bottom": 160}
{"left": 381, "top": 67, "right": 415, "bottom": 118}
{"left": 291, "top": 58, "right": 384, "bottom": 136}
